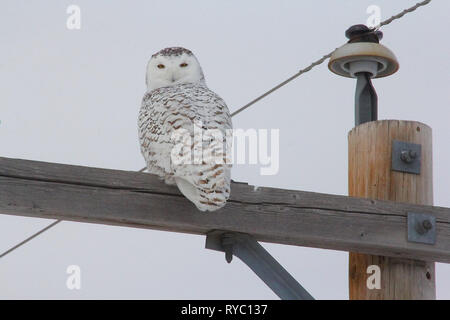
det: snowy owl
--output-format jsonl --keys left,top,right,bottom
{"left": 138, "top": 47, "right": 232, "bottom": 212}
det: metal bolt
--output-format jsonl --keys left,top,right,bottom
{"left": 422, "top": 219, "right": 433, "bottom": 231}
{"left": 400, "top": 150, "right": 417, "bottom": 163}
{"left": 221, "top": 234, "right": 234, "bottom": 263}
{"left": 416, "top": 219, "right": 432, "bottom": 235}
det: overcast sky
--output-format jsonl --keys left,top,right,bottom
{"left": 1, "top": 0, "right": 449, "bottom": 299}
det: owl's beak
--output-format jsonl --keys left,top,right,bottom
{"left": 171, "top": 75, "right": 176, "bottom": 82}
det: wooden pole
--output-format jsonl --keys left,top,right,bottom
{"left": 348, "top": 120, "right": 435, "bottom": 299}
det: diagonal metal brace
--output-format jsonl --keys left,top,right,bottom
{"left": 205, "top": 230, "right": 314, "bottom": 300}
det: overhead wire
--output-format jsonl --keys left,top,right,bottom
{"left": 231, "top": 0, "right": 432, "bottom": 117}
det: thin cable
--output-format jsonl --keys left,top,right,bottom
{"left": 230, "top": 51, "right": 336, "bottom": 117}
{"left": 0, "top": 0, "right": 432, "bottom": 260}
{"left": 231, "top": 0, "right": 432, "bottom": 117}
{"left": 0, "top": 220, "right": 61, "bottom": 259}
{"left": 378, "top": 0, "right": 431, "bottom": 28}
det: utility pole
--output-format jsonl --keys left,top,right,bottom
{"left": 348, "top": 120, "right": 435, "bottom": 299}
{"left": 329, "top": 24, "right": 435, "bottom": 299}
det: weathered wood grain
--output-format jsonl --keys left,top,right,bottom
{"left": 0, "top": 155, "right": 450, "bottom": 263}
{"left": 349, "top": 120, "right": 436, "bottom": 299}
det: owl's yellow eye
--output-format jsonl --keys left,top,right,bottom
{"left": 180, "top": 63, "right": 188, "bottom": 67}
{"left": 157, "top": 64, "right": 165, "bottom": 69}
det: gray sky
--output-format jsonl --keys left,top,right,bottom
{"left": 1, "top": 0, "right": 449, "bottom": 299}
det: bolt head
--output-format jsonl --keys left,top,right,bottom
{"left": 400, "top": 150, "right": 410, "bottom": 163}
{"left": 400, "top": 150, "right": 417, "bottom": 163}
{"left": 422, "top": 220, "right": 433, "bottom": 230}
{"left": 225, "top": 251, "right": 233, "bottom": 263}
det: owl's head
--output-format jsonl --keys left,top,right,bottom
{"left": 146, "top": 47, "right": 205, "bottom": 91}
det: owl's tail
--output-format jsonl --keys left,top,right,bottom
{"left": 174, "top": 164, "right": 231, "bottom": 212}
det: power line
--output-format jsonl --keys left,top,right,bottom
{"left": 0, "top": 220, "right": 61, "bottom": 259}
{"left": 230, "top": 51, "right": 336, "bottom": 117}
{"left": 231, "top": 0, "right": 432, "bottom": 117}
{"left": 377, "top": 0, "right": 431, "bottom": 28}
{"left": 0, "top": 0, "right": 433, "bottom": 260}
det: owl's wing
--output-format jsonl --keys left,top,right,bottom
{"left": 138, "top": 89, "right": 175, "bottom": 182}
{"left": 139, "top": 84, "right": 232, "bottom": 211}
{"left": 170, "top": 85, "right": 232, "bottom": 212}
